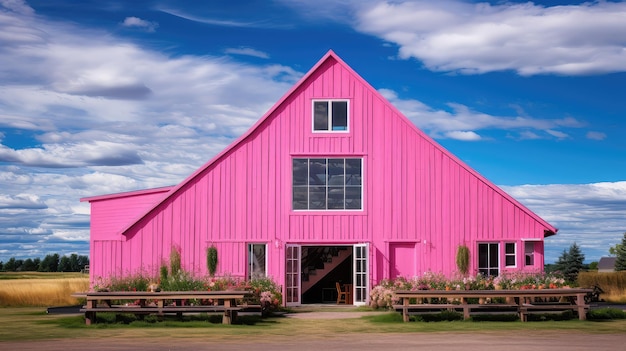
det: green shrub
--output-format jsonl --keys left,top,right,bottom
{"left": 413, "top": 310, "right": 463, "bottom": 322}
{"left": 587, "top": 307, "right": 626, "bottom": 320}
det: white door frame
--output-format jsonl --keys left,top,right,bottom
{"left": 285, "top": 244, "right": 301, "bottom": 306}
{"left": 353, "top": 243, "right": 369, "bottom": 306}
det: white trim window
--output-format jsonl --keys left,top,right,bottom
{"left": 478, "top": 243, "right": 499, "bottom": 276}
{"left": 524, "top": 241, "right": 535, "bottom": 266}
{"left": 505, "top": 242, "right": 516, "bottom": 268}
{"left": 292, "top": 158, "right": 362, "bottom": 210}
{"left": 312, "top": 100, "right": 349, "bottom": 132}
{"left": 247, "top": 243, "right": 267, "bottom": 280}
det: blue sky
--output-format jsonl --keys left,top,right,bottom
{"left": 0, "top": 0, "right": 625, "bottom": 264}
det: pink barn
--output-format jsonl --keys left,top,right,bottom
{"left": 82, "top": 51, "right": 557, "bottom": 306}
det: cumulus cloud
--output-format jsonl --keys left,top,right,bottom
{"left": 121, "top": 16, "right": 158, "bottom": 32}
{"left": 283, "top": 0, "right": 626, "bottom": 76}
{"left": 0, "top": 3, "right": 301, "bottom": 261}
{"left": 444, "top": 130, "right": 481, "bottom": 141}
{"left": 379, "top": 88, "right": 582, "bottom": 140}
{"left": 501, "top": 181, "right": 626, "bottom": 262}
{"left": 0, "top": 194, "right": 47, "bottom": 209}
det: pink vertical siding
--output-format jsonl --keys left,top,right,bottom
{"left": 84, "top": 51, "right": 556, "bottom": 289}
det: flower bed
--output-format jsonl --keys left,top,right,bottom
{"left": 92, "top": 272, "right": 282, "bottom": 313}
{"left": 370, "top": 272, "right": 568, "bottom": 309}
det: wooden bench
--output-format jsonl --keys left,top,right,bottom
{"left": 393, "top": 288, "right": 592, "bottom": 322}
{"left": 394, "top": 303, "right": 519, "bottom": 321}
{"left": 519, "top": 303, "right": 589, "bottom": 321}
{"left": 73, "top": 290, "right": 252, "bottom": 325}
{"left": 80, "top": 305, "right": 243, "bottom": 323}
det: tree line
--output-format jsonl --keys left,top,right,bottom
{"left": 0, "top": 253, "right": 89, "bottom": 272}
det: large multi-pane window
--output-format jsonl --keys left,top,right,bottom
{"left": 247, "top": 243, "right": 267, "bottom": 280}
{"left": 292, "top": 158, "right": 362, "bottom": 210}
{"left": 478, "top": 243, "right": 499, "bottom": 276}
{"left": 313, "top": 100, "right": 349, "bottom": 132}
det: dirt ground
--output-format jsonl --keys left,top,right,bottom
{"left": 3, "top": 311, "right": 625, "bottom": 350}
{"left": 2, "top": 332, "right": 625, "bottom": 351}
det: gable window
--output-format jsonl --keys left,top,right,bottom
{"left": 313, "top": 100, "right": 348, "bottom": 132}
{"left": 247, "top": 243, "right": 267, "bottom": 280}
{"left": 478, "top": 243, "right": 499, "bottom": 276}
{"left": 505, "top": 242, "right": 516, "bottom": 268}
{"left": 292, "top": 158, "right": 362, "bottom": 210}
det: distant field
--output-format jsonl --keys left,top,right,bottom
{"left": 0, "top": 272, "right": 89, "bottom": 307}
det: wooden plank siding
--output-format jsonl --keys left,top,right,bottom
{"left": 83, "top": 51, "right": 556, "bottom": 292}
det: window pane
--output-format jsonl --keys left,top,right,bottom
{"left": 345, "top": 159, "right": 361, "bottom": 185}
{"left": 331, "top": 101, "right": 348, "bottom": 130}
{"left": 292, "top": 159, "right": 308, "bottom": 186}
{"left": 489, "top": 244, "right": 498, "bottom": 268}
{"left": 478, "top": 244, "right": 488, "bottom": 268}
{"left": 327, "top": 159, "right": 344, "bottom": 185}
{"left": 314, "top": 101, "right": 329, "bottom": 130}
{"left": 293, "top": 186, "right": 308, "bottom": 209}
{"left": 309, "top": 186, "right": 326, "bottom": 209}
{"left": 505, "top": 255, "right": 516, "bottom": 266}
{"left": 345, "top": 186, "right": 361, "bottom": 209}
{"left": 327, "top": 186, "right": 344, "bottom": 209}
{"left": 505, "top": 243, "right": 515, "bottom": 254}
{"left": 248, "top": 244, "right": 266, "bottom": 279}
{"left": 308, "top": 159, "right": 327, "bottom": 185}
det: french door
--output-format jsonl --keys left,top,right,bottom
{"left": 285, "top": 244, "right": 301, "bottom": 306}
{"left": 353, "top": 243, "right": 369, "bottom": 306}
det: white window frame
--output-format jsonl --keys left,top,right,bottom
{"left": 312, "top": 99, "right": 350, "bottom": 133}
{"left": 504, "top": 242, "right": 516, "bottom": 268}
{"left": 478, "top": 242, "right": 500, "bottom": 276}
{"left": 524, "top": 241, "right": 536, "bottom": 266}
{"left": 247, "top": 243, "right": 267, "bottom": 280}
{"left": 292, "top": 158, "right": 363, "bottom": 211}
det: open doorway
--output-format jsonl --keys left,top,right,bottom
{"left": 300, "top": 246, "right": 352, "bottom": 304}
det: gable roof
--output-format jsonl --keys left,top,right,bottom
{"left": 598, "top": 257, "right": 617, "bottom": 271}
{"left": 117, "top": 50, "right": 557, "bottom": 237}
{"left": 81, "top": 186, "right": 173, "bottom": 203}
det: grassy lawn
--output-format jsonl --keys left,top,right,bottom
{"left": 1, "top": 307, "right": 625, "bottom": 343}
{"left": 1, "top": 272, "right": 625, "bottom": 343}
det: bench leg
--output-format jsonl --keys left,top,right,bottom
{"left": 85, "top": 311, "right": 95, "bottom": 325}
{"left": 222, "top": 310, "right": 237, "bottom": 324}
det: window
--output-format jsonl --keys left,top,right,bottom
{"left": 313, "top": 100, "right": 348, "bottom": 132}
{"left": 478, "top": 243, "right": 499, "bottom": 276}
{"left": 505, "top": 243, "right": 516, "bottom": 267}
{"left": 292, "top": 158, "right": 362, "bottom": 210}
{"left": 247, "top": 244, "right": 267, "bottom": 280}
{"left": 525, "top": 242, "right": 535, "bottom": 266}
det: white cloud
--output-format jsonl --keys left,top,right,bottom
{"left": 225, "top": 47, "right": 270, "bottom": 59}
{"left": 444, "top": 130, "right": 481, "bottom": 141}
{"left": 545, "top": 129, "right": 569, "bottom": 139}
{"left": 121, "top": 16, "right": 158, "bottom": 32}
{"left": 379, "top": 88, "right": 584, "bottom": 140}
{"left": 0, "top": 3, "right": 301, "bottom": 261}
{"left": 586, "top": 131, "right": 607, "bottom": 140}
{"left": 501, "top": 181, "right": 626, "bottom": 262}
{"left": 284, "top": 0, "right": 626, "bottom": 75}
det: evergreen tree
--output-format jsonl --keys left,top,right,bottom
{"left": 4, "top": 257, "right": 17, "bottom": 271}
{"left": 58, "top": 255, "right": 71, "bottom": 272}
{"left": 22, "top": 258, "right": 37, "bottom": 271}
{"left": 0, "top": 261, "right": 3, "bottom": 271}
{"left": 615, "top": 233, "right": 626, "bottom": 271}
{"left": 555, "top": 243, "right": 585, "bottom": 283}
